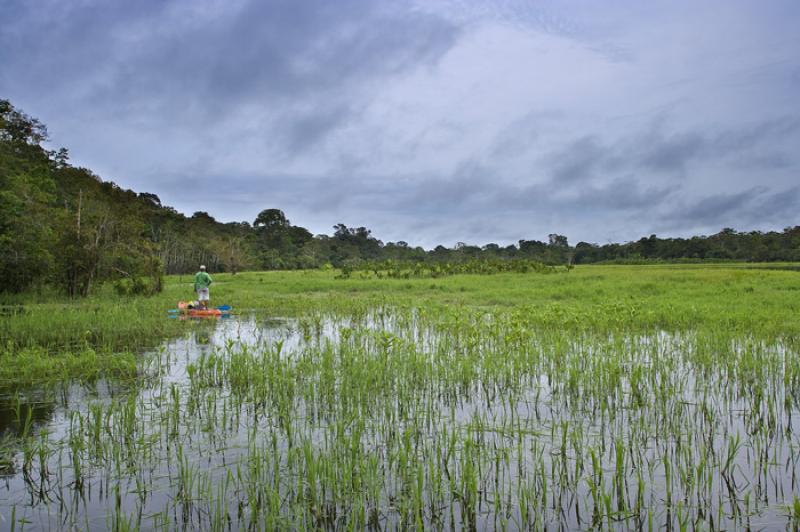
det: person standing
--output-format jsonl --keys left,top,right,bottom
{"left": 194, "top": 265, "right": 213, "bottom": 309}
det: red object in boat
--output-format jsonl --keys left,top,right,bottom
{"left": 184, "top": 308, "right": 222, "bottom": 317}
{"left": 177, "top": 301, "right": 223, "bottom": 317}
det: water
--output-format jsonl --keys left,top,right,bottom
{"left": 0, "top": 310, "right": 798, "bottom": 530}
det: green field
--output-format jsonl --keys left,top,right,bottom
{"left": 1, "top": 265, "right": 800, "bottom": 529}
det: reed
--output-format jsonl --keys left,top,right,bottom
{"left": 0, "top": 264, "right": 797, "bottom": 529}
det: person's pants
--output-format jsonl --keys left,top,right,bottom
{"left": 197, "top": 288, "right": 209, "bottom": 301}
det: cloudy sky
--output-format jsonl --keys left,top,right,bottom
{"left": 2, "top": 0, "right": 798, "bottom": 247}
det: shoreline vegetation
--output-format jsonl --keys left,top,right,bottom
{"left": 2, "top": 264, "right": 799, "bottom": 384}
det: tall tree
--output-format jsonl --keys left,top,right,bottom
{"left": 0, "top": 100, "right": 56, "bottom": 292}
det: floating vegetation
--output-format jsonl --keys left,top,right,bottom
{"left": 0, "top": 307, "right": 798, "bottom": 530}
{"left": 336, "top": 258, "right": 563, "bottom": 279}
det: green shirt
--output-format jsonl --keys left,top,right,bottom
{"left": 194, "top": 271, "right": 213, "bottom": 290}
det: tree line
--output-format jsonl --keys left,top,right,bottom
{"left": 2, "top": 99, "right": 798, "bottom": 296}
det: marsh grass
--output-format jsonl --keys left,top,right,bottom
{"left": 0, "top": 346, "right": 138, "bottom": 386}
{"left": 0, "top": 304, "right": 797, "bottom": 529}
{"left": 3, "top": 264, "right": 799, "bottom": 357}
{"left": 0, "top": 265, "right": 799, "bottom": 529}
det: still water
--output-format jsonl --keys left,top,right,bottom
{"left": 0, "top": 311, "right": 798, "bottom": 530}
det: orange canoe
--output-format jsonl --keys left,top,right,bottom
{"left": 177, "top": 301, "right": 227, "bottom": 317}
{"left": 183, "top": 308, "right": 223, "bottom": 317}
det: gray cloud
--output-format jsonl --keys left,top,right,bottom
{"left": 637, "top": 131, "right": 705, "bottom": 174}
{"left": 1, "top": 0, "right": 460, "bottom": 148}
{"left": 661, "top": 185, "right": 800, "bottom": 234}
{"left": 278, "top": 104, "right": 356, "bottom": 156}
{"left": 534, "top": 116, "right": 800, "bottom": 188}
{"left": 549, "top": 136, "right": 606, "bottom": 183}
{"left": 680, "top": 187, "right": 765, "bottom": 224}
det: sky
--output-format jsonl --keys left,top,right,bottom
{"left": 1, "top": 0, "right": 799, "bottom": 248}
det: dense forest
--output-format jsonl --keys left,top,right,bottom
{"left": 2, "top": 99, "right": 799, "bottom": 295}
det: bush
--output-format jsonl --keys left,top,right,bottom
{"left": 112, "top": 276, "right": 161, "bottom": 296}
{"left": 334, "top": 258, "right": 561, "bottom": 280}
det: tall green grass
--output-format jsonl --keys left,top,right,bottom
{"left": 0, "top": 264, "right": 798, "bottom": 527}
{"left": 2, "top": 264, "right": 799, "bottom": 381}
{"left": 3, "top": 305, "right": 798, "bottom": 529}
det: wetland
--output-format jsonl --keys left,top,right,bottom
{"left": 1, "top": 265, "right": 799, "bottom": 530}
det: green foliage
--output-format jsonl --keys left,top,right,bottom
{"left": 574, "top": 227, "right": 800, "bottom": 263}
{"left": 336, "top": 258, "right": 560, "bottom": 279}
{"left": 251, "top": 209, "right": 314, "bottom": 270}
{"left": 0, "top": 100, "right": 167, "bottom": 296}
{"left": 4, "top": 263, "right": 800, "bottom": 383}
{"left": 0, "top": 345, "right": 137, "bottom": 385}
{"left": 253, "top": 208, "right": 289, "bottom": 229}
{"left": 0, "top": 100, "right": 56, "bottom": 292}
{"left": 112, "top": 276, "right": 158, "bottom": 296}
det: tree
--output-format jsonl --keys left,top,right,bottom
{"left": 139, "top": 192, "right": 162, "bottom": 207}
{"left": 637, "top": 234, "right": 658, "bottom": 258}
{"left": 219, "top": 236, "right": 246, "bottom": 274}
{"left": 254, "top": 208, "right": 289, "bottom": 229}
{"left": 0, "top": 99, "right": 48, "bottom": 145}
{"left": 0, "top": 100, "right": 56, "bottom": 292}
{"left": 548, "top": 234, "right": 569, "bottom": 248}
{"left": 573, "top": 242, "right": 598, "bottom": 264}
{"left": 53, "top": 185, "right": 165, "bottom": 297}
{"left": 192, "top": 211, "right": 217, "bottom": 223}
{"left": 251, "top": 209, "right": 315, "bottom": 268}
{"left": 519, "top": 240, "right": 547, "bottom": 258}
{"left": 331, "top": 224, "right": 383, "bottom": 261}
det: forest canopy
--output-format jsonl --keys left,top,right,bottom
{"left": 2, "top": 99, "right": 798, "bottom": 295}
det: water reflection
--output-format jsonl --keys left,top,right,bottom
{"left": 0, "top": 311, "right": 797, "bottom": 530}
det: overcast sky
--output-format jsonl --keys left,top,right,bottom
{"left": 2, "top": 0, "right": 798, "bottom": 247}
